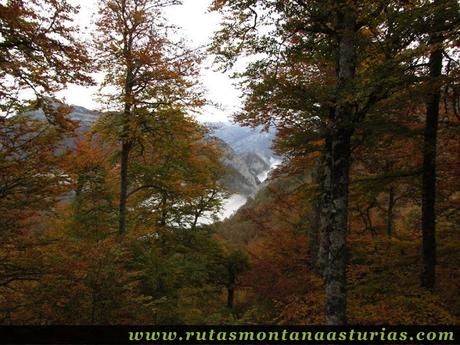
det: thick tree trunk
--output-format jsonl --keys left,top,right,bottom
{"left": 421, "top": 43, "right": 442, "bottom": 289}
{"left": 323, "top": 0, "right": 356, "bottom": 325}
{"left": 323, "top": 129, "right": 352, "bottom": 325}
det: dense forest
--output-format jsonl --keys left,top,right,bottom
{"left": 0, "top": 0, "right": 459, "bottom": 326}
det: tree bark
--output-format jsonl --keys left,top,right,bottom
{"left": 118, "top": 87, "right": 133, "bottom": 236}
{"left": 118, "top": 0, "right": 134, "bottom": 236}
{"left": 159, "top": 193, "right": 168, "bottom": 227}
{"left": 421, "top": 37, "right": 443, "bottom": 289}
{"left": 118, "top": 140, "right": 131, "bottom": 235}
{"left": 227, "top": 273, "right": 235, "bottom": 309}
{"left": 323, "top": 0, "right": 356, "bottom": 325}
{"left": 324, "top": 128, "right": 352, "bottom": 325}
{"left": 308, "top": 197, "right": 320, "bottom": 270}
{"left": 191, "top": 213, "right": 200, "bottom": 231}
{"left": 318, "top": 147, "right": 330, "bottom": 277}
{"left": 308, "top": 161, "right": 324, "bottom": 272}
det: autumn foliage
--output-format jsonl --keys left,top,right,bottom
{"left": 0, "top": 0, "right": 459, "bottom": 327}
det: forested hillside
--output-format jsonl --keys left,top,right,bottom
{"left": 0, "top": 0, "right": 459, "bottom": 327}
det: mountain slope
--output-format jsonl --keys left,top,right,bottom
{"left": 211, "top": 137, "right": 261, "bottom": 196}
{"left": 206, "top": 122, "right": 278, "bottom": 165}
{"left": 28, "top": 105, "right": 279, "bottom": 206}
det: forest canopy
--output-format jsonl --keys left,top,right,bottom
{"left": 0, "top": 0, "right": 459, "bottom": 326}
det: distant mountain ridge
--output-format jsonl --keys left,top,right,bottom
{"left": 205, "top": 122, "right": 280, "bottom": 196}
{"left": 205, "top": 121, "right": 278, "bottom": 164}
{"left": 29, "top": 105, "right": 100, "bottom": 132}
{"left": 211, "top": 137, "right": 267, "bottom": 196}
{"left": 28, "top": 105, "right": 278, "bottom": 197}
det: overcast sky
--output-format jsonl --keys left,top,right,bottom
{"left": 59, "top": 0, "right": 240, "bottom": 122}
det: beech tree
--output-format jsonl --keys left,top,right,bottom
{"left": 66, "top": 135, "right": 118, "bottom": 239}
{"left": 94, "top": 0, "right": 204, "bottom": 235}
{"left": 420, "top": 0, "right": 459, "bottom": 289}
{"left": 211, "top": 0, "right": 420, "bottom": 324}
{"left": 109, "top": 109, "right": 227, "bottom": 230}
{"left": 0, "top": 0, "right": 92, "bottom": 124}
{"left": 0, "top": 115, "right": 68, "bottom": 296}
{"left": 223, "top": 248, "right": 249, "bottom": 310}
{"left": 92, "top": 104, "right": 227, "bottom": 232}
{"left": 0, "top": 0, "right": 92, "bottom": 310}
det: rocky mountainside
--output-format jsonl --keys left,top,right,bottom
{"left": 212, "top": 138, "right": 265, "bottom": 196}
{"left": 205, "top": 121, "right": 277, "bottom": 164}
{"left": 242, "top": 152, "right": 271, "bottom": 180}
{"left": 29, "top": 105, "right": 278, "bottom": 197}
{"left": 206, "top": 121, "right": 280, "bottom": 196}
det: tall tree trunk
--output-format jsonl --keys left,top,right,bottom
{"left": 118, "top": 97, "right": 133, "bottom": 236}
{"left": 323, "top": 1, "right": 356, "bottom": 325}
{"left": 387, "top": 186, "right": 395, "bottom": 237}
{"left": 318, "top": 148, "right": 330, "bottom": 277}
{"left": 309, "top": 161, "right": 323, "bottom": 272}
{"left": 159, "top": 193, "right": 168, "bottom": 227}
{"left": 308, "top": 197, "right": 320, "bottom": 270}
{"left": 118, "top": 0, "right": 134, "bottom": 236}
{"left": 227, "top": 273, "right": 235, "bottom": 309}
{"left": 324, "top": 129, "right": 352, "bottom": 325}
{"left": 317, "top": 222, "right": 329, "bottom": 277}
{"left": 421, "top": 32, "right": 443, "bottom": 289}
{"left": 118, "top": 140, "right": 131, "bottom": 235}
{"left": 118, "top": 49, "right": 134, "bottom": 235}
{"left": 191, "top": 213, "right": 200, "bottom": 231}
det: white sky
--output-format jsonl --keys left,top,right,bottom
{"left": 59, "top": 0, "right": 241, "bottom": 122}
